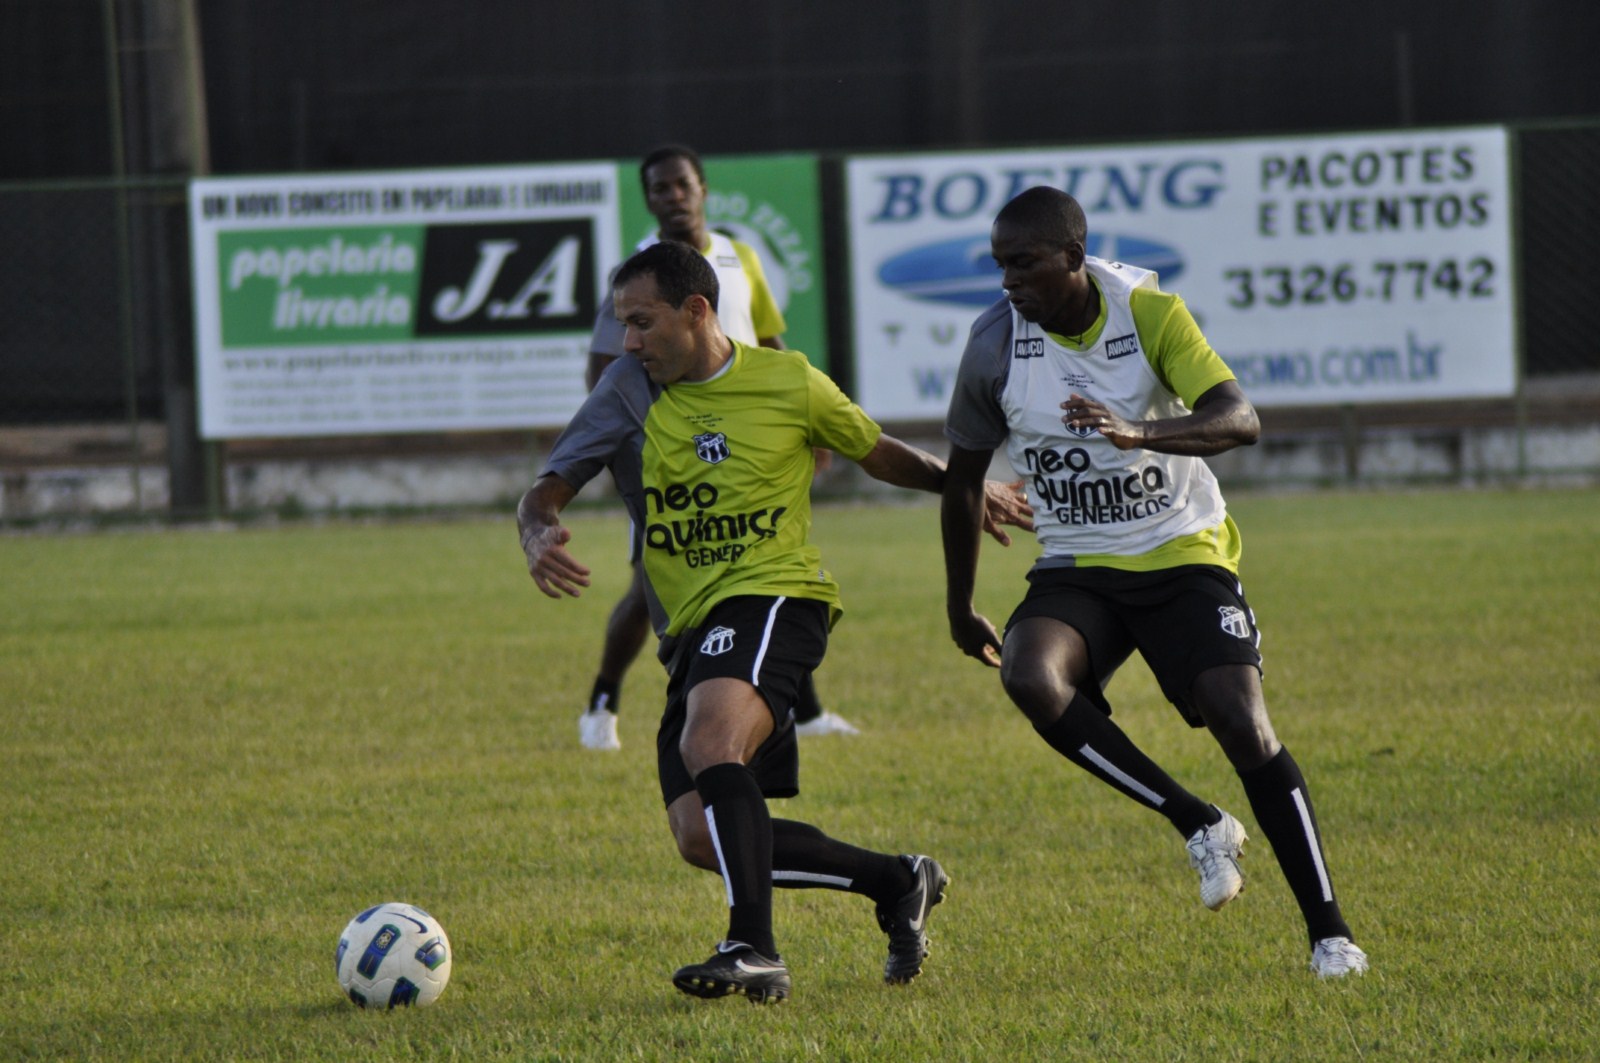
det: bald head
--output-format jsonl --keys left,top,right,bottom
{"left": 993, "top": 186, "right": 1088, "bottom": 251}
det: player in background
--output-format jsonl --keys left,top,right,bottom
{"left": 940, "top": 187, "right": 1368, "bottom": 979}
{"left": 520, "top": 241, "right": 1032, "bottom": 1002}
{"left": 578, "top": 143, "right": 857, "bottom": 751}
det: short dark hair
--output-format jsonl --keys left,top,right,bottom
{"left": 994, "top": 186, "right": 1088, "bottom": 249}
{"left": 639, "top": 144, "right": 706, "bottom": 190}
{"left": 613, "top": 241, "right": 720, "bottom": 312}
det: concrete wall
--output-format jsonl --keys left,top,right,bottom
{"left": 5, "top": 419, "right": 1596, "bottom": 524}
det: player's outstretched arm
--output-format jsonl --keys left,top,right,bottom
{"left": 516, "top": 474, "right": 591, "bottom": 599}
{"left": 940, "top": 445, "right": 1004, "bottom": 668}
{"left": 1061, "top": 380, "right": 1260, "bottom": 455}
{"left": 855, "top": 434, "right": 1033, "bottom": 545}
{"left": 855, "top": 433, "right": 943, "bottom": 491}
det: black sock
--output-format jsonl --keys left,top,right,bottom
{"left": 1038, "top": 694, "right": 1218, "bottom": 838}
{"left": 771, "top": 819, "right": 912, "bottom": 905}
{"left": 1238, "top": 746, "right": 1353, "bottom": 945}
{"left": 587, "top": 678, "right": 620, "bottom": 715}
{"left": 694, "top": 762, "right": 776, "bottom": 957}
{"left": 791, "top": 672, "right": 823, "bottom": 724}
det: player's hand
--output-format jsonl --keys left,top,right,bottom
{"left": 1061, "top": 393, "right": 1144, "bottom": 451}
{"left": 948, "top": 608, "right": 1003, "bottom": 668}
{"left": 980, "top": 479, "right": 1034, "bottom": 546}
{"left": 520, "top": 523, "right": 591, "bottom": 599}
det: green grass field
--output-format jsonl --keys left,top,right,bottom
{"left": 3, "top": 489, "right": 1597, "bottom": 1060}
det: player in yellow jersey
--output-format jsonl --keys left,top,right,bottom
{"left": 519, "top": 240, "right": 1032, "bottom": 1002}
{"left": 941, "top": 187, "right": 1367, "bottom": 979}
{"left": 577, "top": 144, "right": 856, "bottom": 751}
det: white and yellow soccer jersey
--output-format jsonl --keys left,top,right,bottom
{"left": 945, "top": 257, "right": 1243, "bottom": 572}
{"left": 590, "top": 231, "right": 786, "bottom": 355}
{"left": 542, "top": 341, "right": 881, "bottom": 639}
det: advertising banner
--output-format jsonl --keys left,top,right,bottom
{"left": 847, "top": 127, "right": 1515, "bottom": 419}
{"left": 618, "top": 154, "right": 828, "bottom": 369}
{"left": 189, "top": 163, "right": 620, "bottom": 439}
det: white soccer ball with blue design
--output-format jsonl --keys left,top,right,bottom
{"left": 335, "top": 902, "right": 452, "bottom": 1008}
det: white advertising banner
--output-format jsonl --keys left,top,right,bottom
{"left": 847, "top": 127, "right": 1515, "bottom": 418}
{"left": 189, "top": 163, "right": 621, "bottom": 439}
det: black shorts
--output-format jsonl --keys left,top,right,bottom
{"left": 656, "top": 595, "right": 830, "bottom": 807}
{"left": 1006, "top": 564, "right": 1263, "bottom": 728}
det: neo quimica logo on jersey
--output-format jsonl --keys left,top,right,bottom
{"left": 641, "top": 480, "right": 786, "bottom": 564}
{"left": 1021, "top": 445, "right": 1174, "bottom": 525}
{"left": 876, "top": 233, "right": 1186, "bottom": 308}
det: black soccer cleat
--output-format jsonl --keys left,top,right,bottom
{"left": 672, "top": 941, "right": 792, "bottom": 1004}
{"left": 876, "top": 854, "right": 949, "bottom": 984}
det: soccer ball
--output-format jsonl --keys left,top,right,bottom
{"left": 335, "top": 902, "right": 452, "bottom": 1008}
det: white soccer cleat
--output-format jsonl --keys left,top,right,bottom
{"left": 794, "top": 710, "right": 861, "bottom": 737}
{"left": 1310, "top": 936, "right": 1369, "bottom": 978}
{"left": 1185, "top": 808, "right": 1247, "bottom": 911}
{"left": 578, "top": 708, "right": 621, "bottom": 750}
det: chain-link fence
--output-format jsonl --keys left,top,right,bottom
{"left": 0, "top": 182, "right": 159, "bottom": 423}
{"left": 1516, "top": 122, "right": 1600, "bottom": 379}
{"left": 3, "top": 126, "right": 1598, "bottom": 521}
{"left": 0, "top": 177, "right": 197, "bottom": 519}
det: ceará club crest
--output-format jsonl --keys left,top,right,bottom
{"left": 694, "top": 431, "right": 730, "bottom": 464}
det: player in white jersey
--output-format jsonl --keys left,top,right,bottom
{"left": 576, "top": 144, "right": 857, "bottom": 750}
{"left": 941, "top": 187, "right": 1368, "bottom": 979}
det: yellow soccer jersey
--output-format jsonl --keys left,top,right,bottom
{"left": 730, "top": 238, "right": 787, "bottom": 342}
{"left": 637, "top": 342, "right": 880, "bottom": 635}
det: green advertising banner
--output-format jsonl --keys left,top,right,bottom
{"left": 190, "top": 163, "right": 621, "bottom": 439}
{"left": 617, "top": 154, "right": 828, "bottom": 370}
{"left": 216, "top": 226, "right": 425, "bottom": 347}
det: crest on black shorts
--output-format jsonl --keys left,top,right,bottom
{"left": 700, "top": 625, "right": 736, "bottom": 656}
{"left": 1218, "top": 605, "right": 1251, "bottom": 639}
{"left": 694, "top": 432, "right": 729, "bottom": 465}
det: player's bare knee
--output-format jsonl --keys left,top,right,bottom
{"left": 1197, "top": 701, "right": 1279, "bottom": 768}
{"left": 1000, "top": 662, "right": 1072, "bottom": 728}
{"left": 665, "top": 792, "right": 716, "bottom": 868}
{"left": 1190, "top": 668, "right": 1276, "bottom": 761}
{"left": 667, "top": 809, "right": 718, "bottom": 870}
{"left": 675, "top": 830, "right": 718, "bottom": 870}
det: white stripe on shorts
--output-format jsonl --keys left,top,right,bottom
{"left": 1236, "top": 577, "right": 1262, "bottom": 650}
{"left": 750, "top": 596, "right": 785, "bottom": 686}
